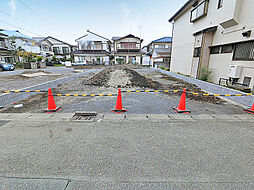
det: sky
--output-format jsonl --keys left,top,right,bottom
{"left": 0, "top": 0, "right": 187, "bottom": 45}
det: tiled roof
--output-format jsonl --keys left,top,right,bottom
{"left": 112, "top": 37, "right": 122, "bottom": 41}
{"left": 152, "top": 37, "right": 172, "bottom": 43}
{"left": 0, "top": 30, "right": 33, "bottom": 40}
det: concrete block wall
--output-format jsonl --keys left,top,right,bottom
{"left": 153, "top": 68, "right": 254, "bottom": 107}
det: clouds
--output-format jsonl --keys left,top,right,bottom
{"left": 8, "top": 0, "right": 16, "bottom": 16}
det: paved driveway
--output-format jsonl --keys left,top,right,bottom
{"left": 0, "top": 113, "right": 253, "bottom": 189}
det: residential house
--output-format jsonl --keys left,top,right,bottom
{"left": 0, "top": 32, "right": 10, "bottom": 63}
{"left": 37, "top": 36, "right": 73, "bottom": 59}
{"left": 72, "top": 30, "right": 111, "bottom": 65}
{"left": 33, "top": 37, "right": 54, "bottom": 57}
{"left": 146, "top": 37, "right": 172, "bottom": 68}
{"left": 0, "top": 29, "right": 40, "bottom": 63}
{"left": 169, "top": 0, "right": 254, "bottom": 90}
{"left": 112, "top": 34, "right": 143, "bottom": 64}
{"left": 141, "top": 45, "right": 151, "bottom": 66}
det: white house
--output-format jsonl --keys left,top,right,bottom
{"left": 169, "top": 0, "right": 254, "bottom": 90}
{"left": 37, "top": 36, "right": 73, "bottom": 59}
{"left": 112, "top": 34, "right": 143, "bottom": 64}
{"left": 0, "top": 29, "right": 40, "bottom": 63}
{"left": 72, "top": 30, "right": 111, "bottom": 65}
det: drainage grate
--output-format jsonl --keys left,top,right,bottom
{"left": 72, "top": 112, "right": 97, "bottom": 121}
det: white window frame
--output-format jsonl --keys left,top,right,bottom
{"left": 190, "top": 0, "right": 208, "bottom": 22}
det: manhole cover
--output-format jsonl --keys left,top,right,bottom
{"left": 72, "top": 112, "right": 97, "bottom": 121}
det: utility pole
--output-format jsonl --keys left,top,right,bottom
{"left": 139, "top": 25, "right": 142, "bottom": 39}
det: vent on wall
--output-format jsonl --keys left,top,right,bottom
{"left": 242, "top": 30, "right": 251, "bottom": 38}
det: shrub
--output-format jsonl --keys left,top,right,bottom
{"left": 66, "top": 57, "right": 74, "bottom": 62}
{"left": 15, "top": 62, "right": 24, "bottom": 68}
{"left": 116, "top": 58, "right": 124, "bottom": 64}
{"left": 45, "top": 58, "right": 49, "bottom": 63}
{"left": 50, "top": 56, "right": 58, "bottom": 63}
{"left": 160, "top": 66, "right": 165, "bottom": 70}
{"left": 199, "top": 67, "right": 213, "bottom": 81}
{"left": 36, "top": 56, "right": 43, "bottom": 62}
{"left": 60, "top": 57, "right": 66, "bottom": 62}
{"left": 29, "top": 58, "right": 37, "bottom": 63}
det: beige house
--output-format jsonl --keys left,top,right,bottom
{"left": 112, "top": 34, "right": 143, "bottom": 64}
{"left": 169, "top": 0, "right": 254, "bottom": 90}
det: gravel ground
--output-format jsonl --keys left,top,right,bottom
{"left": 0, "top": 69, "right": 76, "bottom": 91}
{"left": 0, "top": 67, "right": 247, "bottom": 115}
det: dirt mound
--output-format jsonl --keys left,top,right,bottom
{"left": 21, "top": 70, "right": 51, "bottom": 74}
{"left": 84, "top": 68, "right": 161, "bottom": 89}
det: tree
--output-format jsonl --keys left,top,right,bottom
{"left": 17, "top": 51, "right": 37, "bottom": 63}
{"left": 8, "top": 37, "right": 24, "bottom": 63}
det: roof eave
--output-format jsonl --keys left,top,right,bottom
{"left": 168, "top": 0, "right": 193, "bottom": 22}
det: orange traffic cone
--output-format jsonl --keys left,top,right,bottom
{"left": 244, "top": 103, "right": 254, "bottom": 115}
{"left": 44, "top": 88, "right": 61, "bottom": 113}
{"left": 111, "top": 88, "right": 127, "bottom": 114}
{"left": 173, "top": 88, "right": 190, "bottom": 113}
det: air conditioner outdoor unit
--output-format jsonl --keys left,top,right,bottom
{"left": 228, "top": 65, "right": 242, "bottom": 78}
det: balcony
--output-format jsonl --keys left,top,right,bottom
{"left": 116, "top": 42, "right": 140, "bottom": 52}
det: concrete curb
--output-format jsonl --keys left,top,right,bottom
{"left": 152, "top": 68, "right": 254, "bottom": 107}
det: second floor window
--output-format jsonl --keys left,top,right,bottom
{"left": 62, "top": 47, "right": 69, "bottom": 54}
{"left": 190, "top": 1, "right": 208, "bottom": 22}
{"left": 80, "top": 41, "right": 102, "bottom": 50}
{"left": 94, "top": 42, "right": 102, "bottom": 50}
{"left": 120, "top": 42, "right": 137, "bottom": 49}
{"left": 53, "top": 47, "right": 60, "bottom": 54}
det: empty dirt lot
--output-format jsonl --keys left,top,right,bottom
{"left": 0, "top": 65, "right": 247, "bottom": 115}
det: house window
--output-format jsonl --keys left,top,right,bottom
{"left": 218, "top": 0, "right": 223, "bottom": 9}
{"left": 190, "top": 0, "right": 208, "bottom": 22}
{"left": 233, "top": 41, "right": 254, "bottom": 61}
{"left": 193, "top": 47, "right": 201, "bottom": 57}
{"left": 53, "top": 47, "right": 60, "bottom": 54}
{"left": 94, "top": 42, "right": 102, "bottom": 50}
{"left": 120, "top": 42, "right": 137, "bottom": 49}
{"left": 221, "top": 44, "right": 233, "bottom": 53}
{"left": 4, "top": 57, "right": 14, "bottom": 63}
{"left": 210, "top": 46, "right": 221, "bottom": 54}
{"left": 243, "top": 76, "right": 252, "bottom": 87}
{"left": 62, "top": 47, "right": 69, "bottom": 54}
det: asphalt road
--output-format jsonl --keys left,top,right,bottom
{"left": 0, "top": 113, "right": 253, "bottom": 189}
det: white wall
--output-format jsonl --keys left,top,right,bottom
{"left": 171, "top": 0, "right": 254, "bottom": 89}
{"left": 14, "top": 39, "right": 40, "bottom": 53}
{"left": 76, "top": 33, "right": 110, "bottom": 51}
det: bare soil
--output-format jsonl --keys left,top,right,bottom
{"left": 0, "top": 65, "right": 225, "bottom": 113}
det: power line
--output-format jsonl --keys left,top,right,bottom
{"left": 0, "top": 19, "right": 43, "bottom": 37}
{"left": 0, "top": 9, "right": 52, "bottom": 37}
{"left": 16, "top": 0, "right": 77, "bottom": 38}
